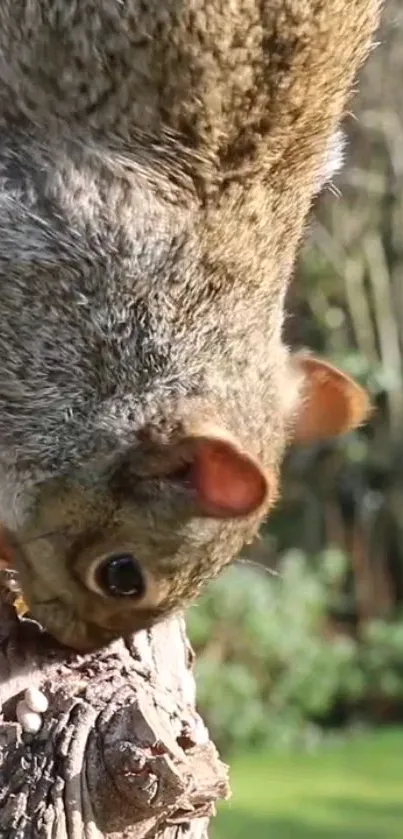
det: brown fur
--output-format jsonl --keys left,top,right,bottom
{"left": 0, "top": 1, "right": 381, "bottom": 650}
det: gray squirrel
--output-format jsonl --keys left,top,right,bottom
{"left": 0, "top": 1, "right": 380, "bottom": 651}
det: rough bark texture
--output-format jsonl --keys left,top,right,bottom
{"left": 0, "top": 569, "right": 230, "bottom": 839}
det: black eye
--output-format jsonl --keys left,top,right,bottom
{"left": 95, "top": 553, "right": 145, "bottom": 598}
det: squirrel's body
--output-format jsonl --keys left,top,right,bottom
{"left": 0, "top": 1, "right": 381, "bottom": 650}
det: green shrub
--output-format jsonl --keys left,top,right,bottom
{"left": 187, "top": 554, "right": 403, "bottom": 756}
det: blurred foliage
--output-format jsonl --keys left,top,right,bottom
{"left": 276, "top": 1, "right": 403, "bottom": 620}
{"left": 189, "top": 3, "right": 403, "bottom": 757}
{"left": 188, "top": 561, "right": 403, "bottom": 756}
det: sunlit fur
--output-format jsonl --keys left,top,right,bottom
{"left": 0, "top": 0, "right": 382, "bottom": 650}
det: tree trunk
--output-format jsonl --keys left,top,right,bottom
{"left": 0, "top": 568, "right": 230, "bottom": 839}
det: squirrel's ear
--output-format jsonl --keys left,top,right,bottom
{"left": 291, "top": 353, "right": 371, "bottom": 444}
{"left": 184, "top": 432, "right": 269, "bottom": 519}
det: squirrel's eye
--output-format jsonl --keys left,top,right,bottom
{"left": 95, "top": 552, "right": 145, "bottom": 598}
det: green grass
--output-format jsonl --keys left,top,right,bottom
{"left": 212, "top": 729, "right": 403, "bottom": 839}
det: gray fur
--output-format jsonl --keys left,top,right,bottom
{"left": 0, "top": 1, "right": 381, "bottom": 649}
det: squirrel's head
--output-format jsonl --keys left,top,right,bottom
{"left": 9, "top": 353, "right": 369, "bottom": 651}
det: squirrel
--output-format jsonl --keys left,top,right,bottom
{"left": 0, "top": 1, "right": 381, "bottom": 652}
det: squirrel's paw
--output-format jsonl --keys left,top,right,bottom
{"left": 16, "top": 686, "right": 48, "bottom": 733}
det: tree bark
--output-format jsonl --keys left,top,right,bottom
{"left": 0, "top": 568, "right": 230, "bottom": 839}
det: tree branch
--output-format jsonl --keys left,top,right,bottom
{"left": 0, "top": 569, "right": 230, "bottom": 838}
